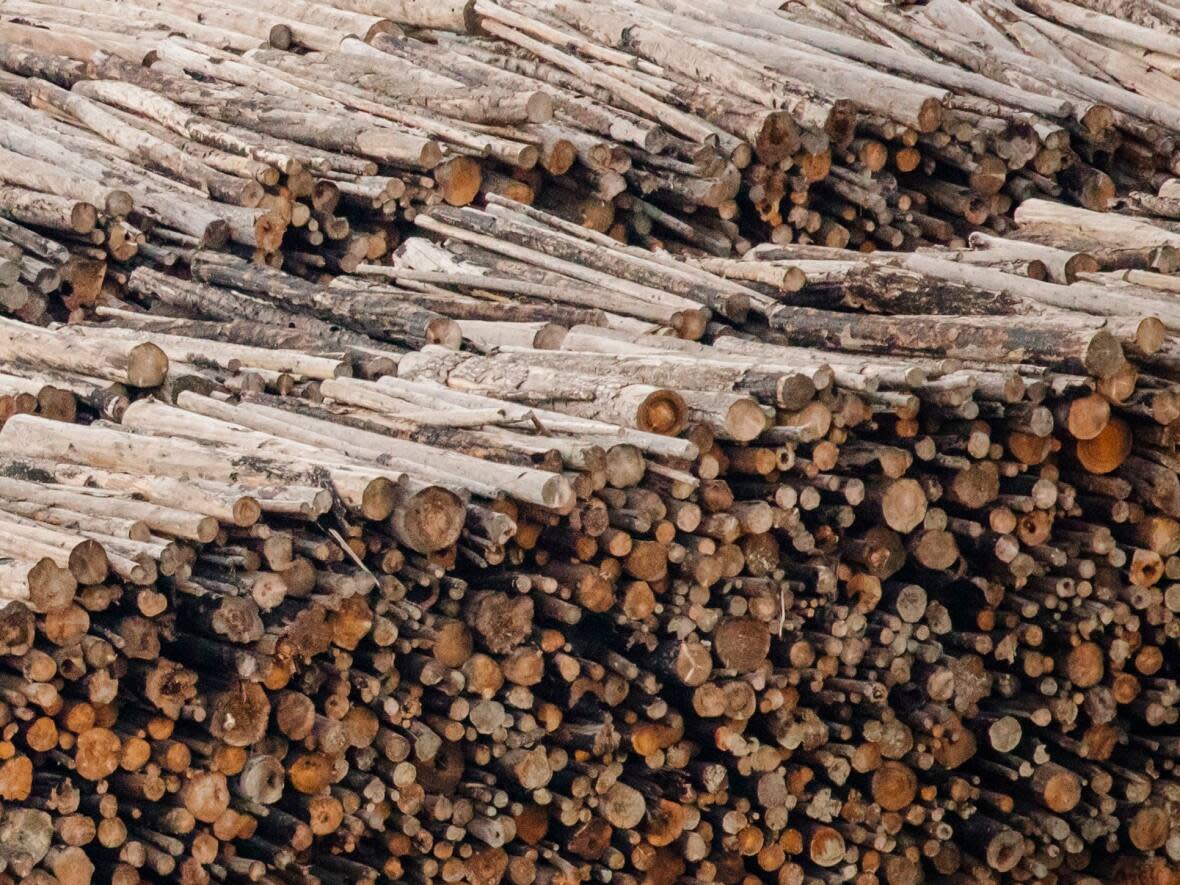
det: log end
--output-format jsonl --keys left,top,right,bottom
{"left": 916, "top": 97, "right": 942, "bottom": 134}
{"left": 426, "top": 317, "right": 463, "bottom": 350}
{"left": 361, "top": 477, "right": 399, "bottom": 521}
{"left": 70, "top": 202, "right": 97, "bottom": 235}
{"left": 725, "top": 397, "right": 768, "bottom": 443}
{"left": 1083, "top": 330, "right": 1125, "bottom": 379}
{"left": 1075, "top": 417, "right": 1131, "bottom": 475}
{"left": 435, "top": 156, "right": 483, "bottom": 207}
{"left": 394, "top": 485, "right": 465, "bottom": 553}
{"left": 105, "top": 190, "right": 134, "bottom": 218}
{"left": 525, "top": 91, "right": 553, "bottom": 123}
{"left": 25, "top": 560, "right": 76, "bottom": 615}
{"left": 126, "top": 342, "right": 169, "bottom": 388}
{"left": 636, "top": 389, "right": 687, "bottom": 437}
{"left": 754, "top": 111, "right": 801, "bottom": 165}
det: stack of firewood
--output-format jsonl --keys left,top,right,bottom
{"left": 1, "top": 191, "right": 1180, "bottom": 883}
{"left": 4, "top": 0, "right": 1180, "bottom": 263}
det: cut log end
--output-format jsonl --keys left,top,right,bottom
{"left": 105, "top": 190, "right": 134, "bottom": 218}
{"left": 725, "top": 398, "right": 768, "bottom": 443}
{"left": 986, "top": 828, "right": 1025, "bottom": 873}
{"left": 126, "top": 343, "right": 170, "bottom": 388}
{"left": 1075, "top": 418, "right": 1131, "bottom": 475}
{"left": 435, "top": 157, "right": 483, "bottom": 207}
{"left": 426, "top": 318, "right": 463, "bottom": 349}
{"left": 394, "top": 485, "right": 466, "bottom": 553}
{"left": 637, "top": 390, "right": 687, "bottom": 436}
{"left": 1083, "top": 330, "right": 1125, "bottom": 379}
{"left": 882, "top": 478, "right": 927, "bottom": 534}
{"left": 70, "top": 203, "right": 97, "bottom": 235}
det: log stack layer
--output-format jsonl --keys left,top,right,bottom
{"left": 5, "top": 0, "right": 1180, "bottom": 264}
{"left": 0, "top": 199, "right": 1179, "bottom": 883}
{"left": 2, "top": 1, "right": 1180, "bottom": 885}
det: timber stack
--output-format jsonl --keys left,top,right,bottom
{"left": 0, "top": 197, "right": 1179, "bottom": 883}
{"left": 1, "top": 0, "right": 1180, "bottom": 884}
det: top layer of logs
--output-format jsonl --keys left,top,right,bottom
{"left": 5, "top": 0, "right": 1180, "bottom": 262}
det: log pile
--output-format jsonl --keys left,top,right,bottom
{"left": 1, "top": 193, "right": 1180, "bottom": 883}
{"left": 3, "top": 0, "right": 1180, "bottom": 883}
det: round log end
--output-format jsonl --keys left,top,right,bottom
{"left": 210, "top": 681, "right": 270, "bottom": 748}
{"left": 986, "top": 827, "right": 1025, "bottom": 872}
{"left": 126, "top": 342, "right": 169, "bottom": 388}
{"left": 604, "top": 444, "right": 645, "bottom": 489}
{"left": 725, "top": 398, "right": 768, "bottom": 443}
{"left": 425, "top": 317, "right": 463, "bottom": 350}
{"left": 254, "top": 211, "right": 287, "bottom": 253}
{"left": 988, "top": 716, "right": 1022, "bottom": 753}
{"left": 542, "top": 139, "right": 576, "bottom": 176}
{"left": 268, "top": 24, "right": 293, "bottom": 50}
{"left": 1129, "top": 806, "right": 1170, "bottom": 851}
{"left": 435, "top": 156, "right": 482, "bottom": 207}
{"left": 672, "top": 308, "right": 708, "bottom": 341}
{"left": 825, "top": 100, "right": 857, "bottom": 148}
{"left": 75, "top": 727, "right": 120, "bottom": 781}
{"left": 1081, "top": 104, "right": 1115, "bottom": 135}
{"left": 882, "top": 478, "right": 927, "bottom": 534}
{"left": 872, "top": 761, "right": 917, "bottom": 811}
{"left": 808, "top": 825, "right": 845, "bottom": 867}
{"left": 1135, "top": 317, "right": 1167, "bottom": 356}
{"left": 201, "top": 219, "right": 231, "bottom": 249}
{"left": 1083, "top": 330, "right": 1125, "bottom": 379}
{"left": 231, "top": 496, "right": 263, "bottom": 527}
{"left": 68, "top": 539, "right": 108, "bottom": 586}
{"left": 1066, "top": 641, "right": 1105, "bottom": 688}
{"left": 237, "top": 754, "right": 285, "bottom": 806}
{"left": 105, "top": 190, "right": 134, "bottom": 218}
{"left": 1066, "top": 393, "right": 1110, "bottom": 441}
{"left": 1039, "top": 767, "right": 1082, "bottom": 813}
{"left": 713, "top": 617, "right": 770, "bottom": 672}
{"left": 393, "top": 485, "right": 465, "bottom": 553}
{"left": 755, "top": 111, "right": 800, "bottom": 165}
{"left": 916, "top": 97, "right": 942, "bottom": 133}
{"left": 27, "top": 560, "right": 76, "bottom": 614}
{"left": 70, "top": 202, "right": 97, "bottom": 235}
{"left": 525, "top": 91, "right": 553, "bottom": 123}
{"left": 911, "top": 529, "right": 958, "bottom": 571}
{"left": 531, "top": 323, "right": 568, "bottom": 350}
{"left": 1064, "top": 252, "right": 1100, "bottom": 282}
{"left": 361, "top": 477, "right": 398, "bottom": 521}
{"left": 1075, "top": 417, "right": 1131, "bottom": 475}
{"left": 969, "top": 154, "right": 1007, "bottom": 196}
{"left": 636, "top": 389, "right": 687, "bottom": 437}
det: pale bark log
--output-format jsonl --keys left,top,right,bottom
{"left": 318, "top": 0, "right": 475, "bottom": 31}
{"left": 0, "top": 318, "right": 168, "bottom": 388}
{"left": 0, "top": 476, "right": 217, "bottom": 543}
{"left": 0, "top": 455, "right": 328, "bottom": 522}
{"left": 0, "top": 146, "right": 131, "bottom": 217}
{"left": 175, "top": 391, "right": 572, "bottom": 513}
{"left": 51, "top": 324, "right": 348, "bottom": 382}
{"left": 967, "top": 231, "right": 1098, "bottom": 284}
{"left": 0, "top": 414, "right": 398, "bottom": 520}
{"left": 0, "top": 186, "right": 95, "bottom": 235}
{"left": 1015, "top": 198, "right": 1180, "bottom": 250}
{"left": 374, "top": 375, "right": 698, "bottom": 459}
